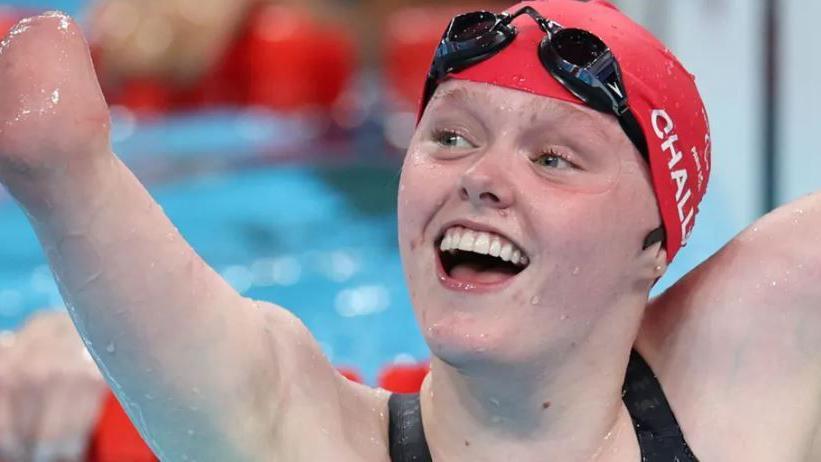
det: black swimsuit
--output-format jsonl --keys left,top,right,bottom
{"left": 387, "top": 350, "right": 698, "bottom": 461}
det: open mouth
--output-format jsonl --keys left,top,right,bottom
{"left": 436, "top": 226, "right": 529, "bottom": 287}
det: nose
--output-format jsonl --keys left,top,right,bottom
{"left": 458, "top": 159, "right": 515, "bottom": 210}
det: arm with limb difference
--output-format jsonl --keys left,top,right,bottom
{"left": 0, "top": 13, "right": 388, "bottom": 461}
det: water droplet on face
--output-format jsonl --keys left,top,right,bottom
{"left": 530, "top": 295, "right": 541, "bottom": 305}
{"left": 771, "top": 280, "right": 777, "bottom": 287}
{"left": 572, "top": 267, "right": 581, "bottom": 276}
{"left": 560, "top": 314, "right": 569, "bottom": 321}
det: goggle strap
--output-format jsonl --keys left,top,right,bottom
{"left": 618, "top": 111, "right": 649, "bottom": 162}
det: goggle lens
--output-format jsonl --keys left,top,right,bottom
{"left": 552, "top": 28, "right": 608, "bottom": 67}
{"left": 449, "top": 12, "right": 498, "bottom": 42}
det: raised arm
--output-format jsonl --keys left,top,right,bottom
{"left": 0, "top": 13, "right": 386, "bottom": 461}
{"left": 639, "top": 192, "right": 821, "bottom": 460}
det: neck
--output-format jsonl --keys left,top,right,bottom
{"left": 420, "top": 300, "right": 646, "bottom": 461}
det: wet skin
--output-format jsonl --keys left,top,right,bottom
{"left": 397, "top": 80, "right": 666, "bottom": 460}
{"left": 1, "top": 13, "right": 820, "bottom": 462}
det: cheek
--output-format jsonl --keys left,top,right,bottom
{"left": 396, "top": 164, "right": 424, "bottom": 250}
{"left": 397, "top": 147, "right": 454, "bottom": 243}
{"left": 529, "top": 187, "right": 645, "bottom": 271}
{"left": 397, "top": 151, "right": 438, "bottom": 271}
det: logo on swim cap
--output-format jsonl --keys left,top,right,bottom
{"left": 651, "top": 109, "right": 696, "bottom": 246}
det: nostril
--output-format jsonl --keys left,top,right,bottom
{"left": 459, "top": 187, "right": 469, "bottom": 200}
{"left": 479, "top": 192, "right": 499, "bottom": 203}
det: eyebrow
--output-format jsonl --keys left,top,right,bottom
{"left": 537, "top": 102, "right": 613, "bottom": 144}
{"left": 428, "top": 84, "right": 617, "bottom": 145}
{"left": 427, "top": 85, "right": 476, "bottom": 109}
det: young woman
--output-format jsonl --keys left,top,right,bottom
{"left": 0, "top": 1, "right": 818, "bottom": 460}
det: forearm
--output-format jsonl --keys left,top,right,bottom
{"left": 16, "top": 153, "right": 275, "bottom": 459}
{"left": 0, "top": 13, "right": 294, "bottom": 459}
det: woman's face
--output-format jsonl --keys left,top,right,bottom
{"left": 397, "top": 80, "right": 663, "bottom": 368}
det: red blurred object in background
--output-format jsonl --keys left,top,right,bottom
{"left": 337, "top": 366, "right": 364, "bottom": 384}
{"left": 115, "top": 79, "right": 172, "bottom": 116}
{"left": 88, "top": 392, "right": 157, "bottom": 462}
{"left": 378, "top": 362, "right": 429, "bottom": 393}
{"left": 383, "top": 7, "right": 470, "bottom": 110}
{"left": 0, "top": 7, "right": 25, "bottom": 36}
{"left": 242, "top": 5, "right": 356, "bottom": 112}
{"left": 104, "top": 5, "right": 357, "bottom": 115}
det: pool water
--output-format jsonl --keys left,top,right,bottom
{"left": 0, "top": 111, "right": 736, "bottom": 383}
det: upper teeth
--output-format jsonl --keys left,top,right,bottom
{"left": 439, "top": 226, "right": 529, "bottom": 266}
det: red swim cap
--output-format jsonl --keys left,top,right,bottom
{"left": 432, "top": 0, "right": 711, "bottom": 262}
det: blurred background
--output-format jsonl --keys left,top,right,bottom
{"left": 0, "top": 0, "right": 818, "bottom": 382}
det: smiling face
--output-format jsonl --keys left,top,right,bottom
{"left": 398, "top": 80, "right": 666, "bottom": 369}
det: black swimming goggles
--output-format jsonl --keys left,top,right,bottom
{"left": 422, "top": 6, "right": 664, "bottom": 249}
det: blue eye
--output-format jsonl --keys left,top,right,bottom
{"left": 534, "top": 150, "right": 575, "bottom": 170}
{"left": 434, "top": 130, "right": 476, "bottom": 149}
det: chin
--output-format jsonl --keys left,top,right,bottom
{"left": 419, "top": 308, "right": 524, "bottom": 370}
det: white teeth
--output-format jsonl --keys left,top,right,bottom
{"left": 458, "top": 230, "right": 476, "bottom": 251}
{"left": 489, "top": 237, "right": 502, "bottom": 257}
{"left": 438, "top": 226, "right": 529, "bottom": 267}
{"left": 440, "top": 234, "right": 452, "bottom": 252}
{"left": 474, "top": 233, "right": 490, "bottom": 254}
{"left": 499, "top": 243, "right": 513, "bottom": 262}
{"left": 450, "top": 228, "right": 462, "bottom": 246}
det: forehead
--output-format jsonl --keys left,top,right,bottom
{"left": 425, "top": 80, "right": 621, "bottom": 142}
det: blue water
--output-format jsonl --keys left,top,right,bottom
{"left": 1, "top": 0, "right": 84, "bottom": 16}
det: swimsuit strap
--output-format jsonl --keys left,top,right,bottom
{"left": 387, "top": 350, "right": 699, "bottom": 461}
{"left": 388, "top": 393, "right": 433, "bottom": 462}
{"left": 622, "top": 350, "right": 699, "bottom": 461}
